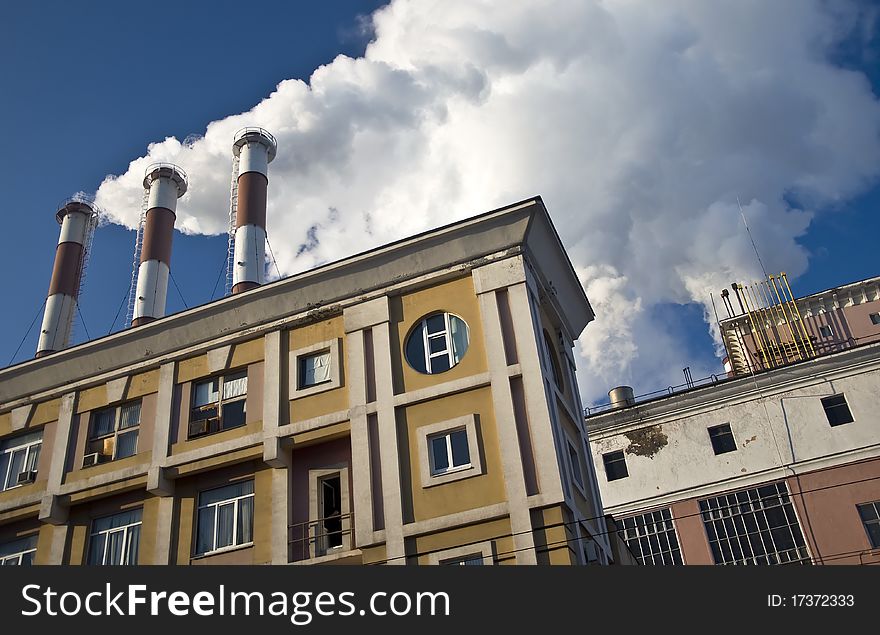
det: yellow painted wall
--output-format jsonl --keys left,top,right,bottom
{"left": 77, "top": 385, "right": 107, "bottom": 414}
{"left": 414, "top": 517, "right": 514, "bottom": 565}
{"left": 402, "top": 386, "right": 505, "bottom": 522}
{"left": 230, "top": 338, "right": 265, "bottom": 367}
{"left": 127, "top": 369, "right": 160, "bottom": 399}
{"left": 392, "top": 275, "right": 488, "bottom": 395}
{"left": 30, "top": 399, "right": 61, "bottom": 427}
{"left": 178, "top": 354, "right": 209, "bottom": 384}
{"left": 533, "top": 506, "right": 574, "bottom": 565}
{"left": 288, "top": 315, "right": 349, "bottom": 423}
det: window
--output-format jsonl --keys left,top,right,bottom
{"left": 427, "top": 540, "right": 494, "bottom": 565}
{"left": 857, "top": 501, "right": 880, "bottom": 548}
{"left": 405, "top": 312, "right": 469, "bottom": 374}
{"left": 189, "top": 370, "right": 247, "bottom": 438}
{"left": 300, "top": 466, "right": 352, "bottom": 559}
{"left": 290, "top": 338, "right": 342, "bottom": 398}
{"left": 319, "top": 474, "right": 343, "bottom": 551}
{"left": 87, "top": 401, "right": 141, "bottom": 464}
{"left": 87, "top": 509, "right": 142, "bottom": 565}
{"left": 440, "top": 554, "right": 485, "bottom": 565}
{"left": 603, "top": 451, "right": 628, "bottom": 481}
{"left": 870, "top": 313, "right": 880, "bottom": 326}
{"left": 567, "top": 440, "right": 585, "bottom": 489}
{"left": 416, "top": 415, "right": 483, "bottom": 488}
{"left": 542, "top": 329, "right": 564, "bottom": 390}
{"left": 0, "top": 431, "right": 42, "bottom": 491}
{"left": 699, "top": 482, "right": 810, "bottom": 565}
{"left": 618, "top": 508, "right": 683, "bottom": 565}
{"left": 195, "top": 480, "right": 254, "bottom": 555}
{"left": 299, "top": 350, "right": 331, "bottom": 388}
{"left": 708, "top": 424, "right": 737, "bottom": 455}
{"left": 0, "top": 534, "right": 37, "bottom": 565}
{"left": 818, "top": 324, "right": 833, "bottom": 337}
{"left": 821, "top": 394, "right": 854, "bottom": 427}
{"left": 429, "top": 429, "right": 471, "bottom": 476}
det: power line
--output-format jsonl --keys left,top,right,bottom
{"left": 367, "top": 471, "right": 880, "bottom": 565}
{"left": 107, "top": 287, "right": 130, "bottom": 335}
{"left": 210, "top": 255, "right": 227, "bottom": 300}
{"left": 169, "top": 270, "right": 189, "bottom": 309}
{"left": 7, "top": 298, "right": 46, "bottom": 366}
{"left": 266, "top": 234, "right": 282, "bottom": 280}
{"left": 76, "top": 303, "right": 91, "bottom": 341}
{"left": 737, "top": 196, "right": 768, "bottom": 279}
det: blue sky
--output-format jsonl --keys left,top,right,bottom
{"left": 1, "top": 1, "right": 878, "bottom": 403}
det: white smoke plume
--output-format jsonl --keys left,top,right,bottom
{"left": 94, "top": 0, "right": 880, "bottom": 403}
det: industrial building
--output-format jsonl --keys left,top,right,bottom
{"left": 0, "top": 128, "right": 628, "bottom": 565}
{"left": 587, "top": 275, "right": 880, "bottom": 565}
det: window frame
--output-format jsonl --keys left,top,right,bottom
{"left": 0, "top": 432, "right": 42, "bottom": 491}
{"left": 87, "top": 400, "right": 142, "bottom": 464}
{"left": 416, "top": 414, "right": 483, "bottom": 488}
{"left": 566, "top": 437, "right": 586, "bottom": 495}
{"left": 0, "top": 535, "right": 38, "bottom": 566}
{"left": 542, "top": 328, "right": 565, "bottom": 391}
{"left": 290, "top": 338, "right": 343, "bottom": 399}
{"left": 870, "top": 313, "right": 880, "bottom": 326}
{"left": 87, "top": 509, "right": 143, "bottom": 566}
{"left": 603, "top": 450, "right": 629, "bottom": 482}
{"left": 189, "top": 370, "right": 249, "bottom": 438}
{"left": 617, "top": 508, "right": 684, "bottom": 565}
{"left": 821, "top": 393, "right": 854, "bottom": 427}
{"left": 857, "top": 501, "right": 880, "bottom": 549}
{"left": 194, "top": 480, "right": 255, "bottom": 557}
{"left": 404, "top": 312, "right": 470, "bottom": 375}
{"left": 818, "top": 324, "right": 833, "bottom": 338}
{"left": 428, "top": 428, "right": 471, "bottom": 477}
{"left": 427, "top": 540, "right": 494, "bottom": 566}
{"left": 707, "top": 423, "right": 737, "bottom": 455}
{"left": 307, "top": 466, "right": 352, "bottom": 558}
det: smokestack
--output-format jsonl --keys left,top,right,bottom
{"left": 231, "top": 127, "right": 277, "bottom": 294}
{"left": 132, "top": 163, "right": 187, "bottom": 327}
{"left": 36, "top": 199, "right": 97, "bottom": 357}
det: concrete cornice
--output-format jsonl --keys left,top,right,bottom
{"left": 586, "top": 341, "right": 880, "bottom": 437}
{"left": 1, "top": 198, "right": 591, "bottom": 407}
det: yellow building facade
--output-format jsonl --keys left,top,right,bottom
{"left": 0, "top": 198, "right": 619, "bottom": 566}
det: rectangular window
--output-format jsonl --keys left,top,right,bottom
{"left": 87, "top": 508, "right": 142, "bottom": 565}
{"left": 567, "top": 440, "right": 585, "bottom": 489}
{"left": 189, "top": 371, "right": 248, "bottom": 438}
{"left": 818, "top": 324, "right": 833, "bottom": 337}
{"left": 87, "top": 400, "right": 141, "bottom": 464}
{"left": 428, "top": 429, "right": 471, "bottom": 476}
{"left": 857, "top": 501, "right": 880, "bottom": 548}
{"left": 870, "top": 313, "right": 880, "bottom": 326}
{"left": 618, "top": 508, "right": 683, "bottom": 565}
{"left": 319, "top": 474, "right": 344, "bottom": 551}
{"left": 0, "top": 431, "right": 42, "bottom": 491}
{"left": 439, "top": 554, "right": 485, "bottom": 565}
{"left": 708, "top": 423, "right": 737, "bottom": 455}
{"left": 699, "top": 482, "right": 810, "bottom": 565}
{"left": 602, "top": 450, "right": 628, "bottom": 481}
{"left": 0, "top": 534, "right": 38, "bottom": 565}
{"left": 299, "top": 351, "right": 332, "bottom": 388}
{"left": 195, "top": 480, "right": 254, "bottom": 556}
{"left": 821, "top": 394, "right": 854, "bottom": 427}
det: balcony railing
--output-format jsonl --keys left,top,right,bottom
{"left": 288, "top": 512, "right": 354, "bottom": 562}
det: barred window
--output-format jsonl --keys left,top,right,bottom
{"left": 699, "top": 482, "right": 810, "bottom": 565}
{"left": 617, "top": 508, "right": 683, "bottom": 565}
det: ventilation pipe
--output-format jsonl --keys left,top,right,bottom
{"left": 232, "top": 127, "right": 276, "bottom": 294}
{"left": 132, "top": 163, "right": 187, "bottom": 327}
{"left": 608, "top": 386, "right": 635, "bottom": 409}
{"left": 36, "top": 199, "right": 96, "bottom": 357}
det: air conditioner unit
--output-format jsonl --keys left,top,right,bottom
{"left": 15, "top": 470, "right": 37, "bottom": 485}
{"left": 188, "top": 419, "right": 209, "bottom": 438}
{"left": 82, "top": 452, "right": 101, "bottom": 468}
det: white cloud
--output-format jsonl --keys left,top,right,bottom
{"left": 93, "top": 0, "right": 880, "bottom": 403}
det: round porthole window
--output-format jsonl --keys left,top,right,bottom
{"left": 405, "top": 312, "right": 470, "bottom": 374}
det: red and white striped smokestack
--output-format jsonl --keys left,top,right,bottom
{"left": 132, "top": 163, "right": 187, "bottom": 327}
{"left": 36, "top": 199, "right": 96, "bottom": 357}
{"left": 232, "top": 127, "right": 277, "bottom": 294}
